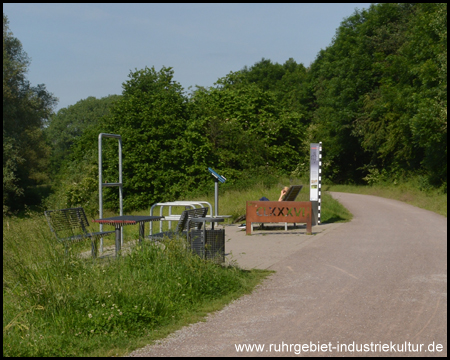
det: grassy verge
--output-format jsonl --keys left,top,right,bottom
{"left": 323, "top": 179, "right": 447, "bottom": 217}
{"left": 3, "top": 213, "right": 271, "bottom": 357}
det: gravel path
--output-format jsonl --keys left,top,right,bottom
{"left": 127, "top": 192, "right": 447, "bottom": 357}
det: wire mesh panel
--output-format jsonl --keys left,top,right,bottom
{"left": 45, "top": 207, "right": 90, "bottom": 241}
{"left": 190, "top": 229, "right": 225, "bottom": 264}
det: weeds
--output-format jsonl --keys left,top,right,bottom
{"left": 3, "top": 214, "right": 268, "bottom": 356}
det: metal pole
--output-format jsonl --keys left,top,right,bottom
{"left": 214, "top": 178, "right": 219, "bottom": 217}
{"left": 118, "top": 137, "right": 123, "bottom": 244}
{"left": 98, "top": 133, "right": 123, "bottom": 252}
{"left": 98, "top": 136, "right": 103, "bottom": 252}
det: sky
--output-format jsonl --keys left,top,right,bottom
{"left": 4, "top": 3, "right": 372, "bottom": 112}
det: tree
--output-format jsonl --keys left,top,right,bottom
{"left": 189, "top": 70, "right": 308, "bottom": 179}
{"left": 3, "top": 13, "right": 57, "bottom": 213}
{"left": 99, "top": 66, "right": 193, "bottom": 211}
{"left": 307, "top": 3, "right": 447, "bottom": 187}
{"left": 45, "top": 94, "right": 120, "bottom": 176}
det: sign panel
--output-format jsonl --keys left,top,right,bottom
{"left": 208, "top": 167, "right": 226, "bottom": 183}
{"left": 246, "top": 201, "right": 312, "bottom": 234}
{"left": 310, "top": 143, "right": 320, "bottom": 201}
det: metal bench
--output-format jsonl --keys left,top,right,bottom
{"left": 149, "top": 201, "right": 213, "bottom": 235}
{"left": 283, "top": 185, "right": 303, "bottom": 201}
{"left": 148, "top": 207, "right": 208, "bottom": 240}
{"left": 44, "top": 207, "right": 114, "bottom": 258}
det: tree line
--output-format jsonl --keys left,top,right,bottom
{"left": 3, "top": 3, "right": 447, "bottom": 215}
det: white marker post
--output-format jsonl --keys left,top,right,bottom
{"left": 310, "top": 142, "right": 322, "bottom": 224}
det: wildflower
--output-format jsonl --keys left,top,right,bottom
{"left": 102, "top": 303, "right": 105, "bottom": 307}
{"left": 88, "top": 314, "right": 93, "bottom": 318}
{"left": 119, "top": 312, "right": 123, "bottom": 316}
{"left": 91, "top": 330, "right": 94, "bottom": 333}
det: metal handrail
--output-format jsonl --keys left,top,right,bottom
{"left": 149, "top": 201, "right": 213, "bottom": 236}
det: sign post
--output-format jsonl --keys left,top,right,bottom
{"left": 310, "top": 142, "right": 322, "bottom": 224}
{"left": 208, "top": 167, "right": 226, "bottom": 217}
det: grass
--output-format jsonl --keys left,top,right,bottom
{"left": 3, "top": 212, "right": 270, "bottom": 357}
{"left": 6, "top": 175, "right": 442, "bottom": 357}
{"left": 323, "top": 178, "right": 447, "bottom": 217}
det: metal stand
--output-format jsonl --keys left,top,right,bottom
{"left": 214, "top": 177, "right": 219, "bottom": 217}
{"left": 98, "top": 133, "right": 123, "bottom": 253}
{"left": 208, "top": 168, "right": 226, "bottom": 217}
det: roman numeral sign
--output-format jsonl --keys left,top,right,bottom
{"left": 246, "top": 201, "right": 313, "bottom": 235}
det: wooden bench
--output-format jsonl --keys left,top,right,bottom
{"left": 44, "top": 207, "right": 114, "bottom": 258}
{"left": 148, "top": 207, "right": 208, "bottom": 240}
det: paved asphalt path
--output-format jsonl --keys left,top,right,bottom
{"left": 128, "top": 192, "right": 447, "bottom": 357}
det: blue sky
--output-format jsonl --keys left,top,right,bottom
{"left": 4, "top": 3, "right": 372, "bottom": 112}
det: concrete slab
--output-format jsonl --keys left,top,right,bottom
{"left": 222, "top": 222, "right": 343, "bottom": 270}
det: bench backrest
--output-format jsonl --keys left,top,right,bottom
{"left": 44, "top": 207, "right": 90, "bottom": 241}
{"left": 283, "top": 185, "right": 303, "bottom": 201}
{"left": 175, "top": 207, "right": 208, "bottom": 233}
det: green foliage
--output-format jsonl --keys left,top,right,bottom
{"left": 100, "top": 66, "right": 193, "bottom": 211}
{"left": 3, "top": 13, "right": 57, "bottom": 214}
{"left": 3, "top": 213, "right": 267, "bottom": 357}
{"left": 308, "top": 3, "right": 447, "bottom": 188}
{"left": 45, "top": 95, "right": 120, "bottom": 176}
{"left": 44, "top": 122, "right": 102, "bottom": 218}
{"left": 189, "top": 66, "right": 309, "bottom": 180}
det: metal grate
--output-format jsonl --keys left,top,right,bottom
{"left": 190, "top": 229, "right": 225, "bottom": 264}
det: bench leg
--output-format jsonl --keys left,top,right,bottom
{"left": 115, "top": 226, "right": 121, "bottom": 258}
{"left": 139, "top": 222, "right": 145, "bottom": 244}
{"left": 91, "top": 238, "right": 98, "bottom": 258}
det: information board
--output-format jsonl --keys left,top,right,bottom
{"left": 310, "top": 143, "right": 320, "bottom": 201}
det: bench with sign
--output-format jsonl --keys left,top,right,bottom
{"left": 245, "top": 201, "right": 314, "bottom": 235}
{"left": 45, "top": 207, "right": 114, "bottom": 258}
